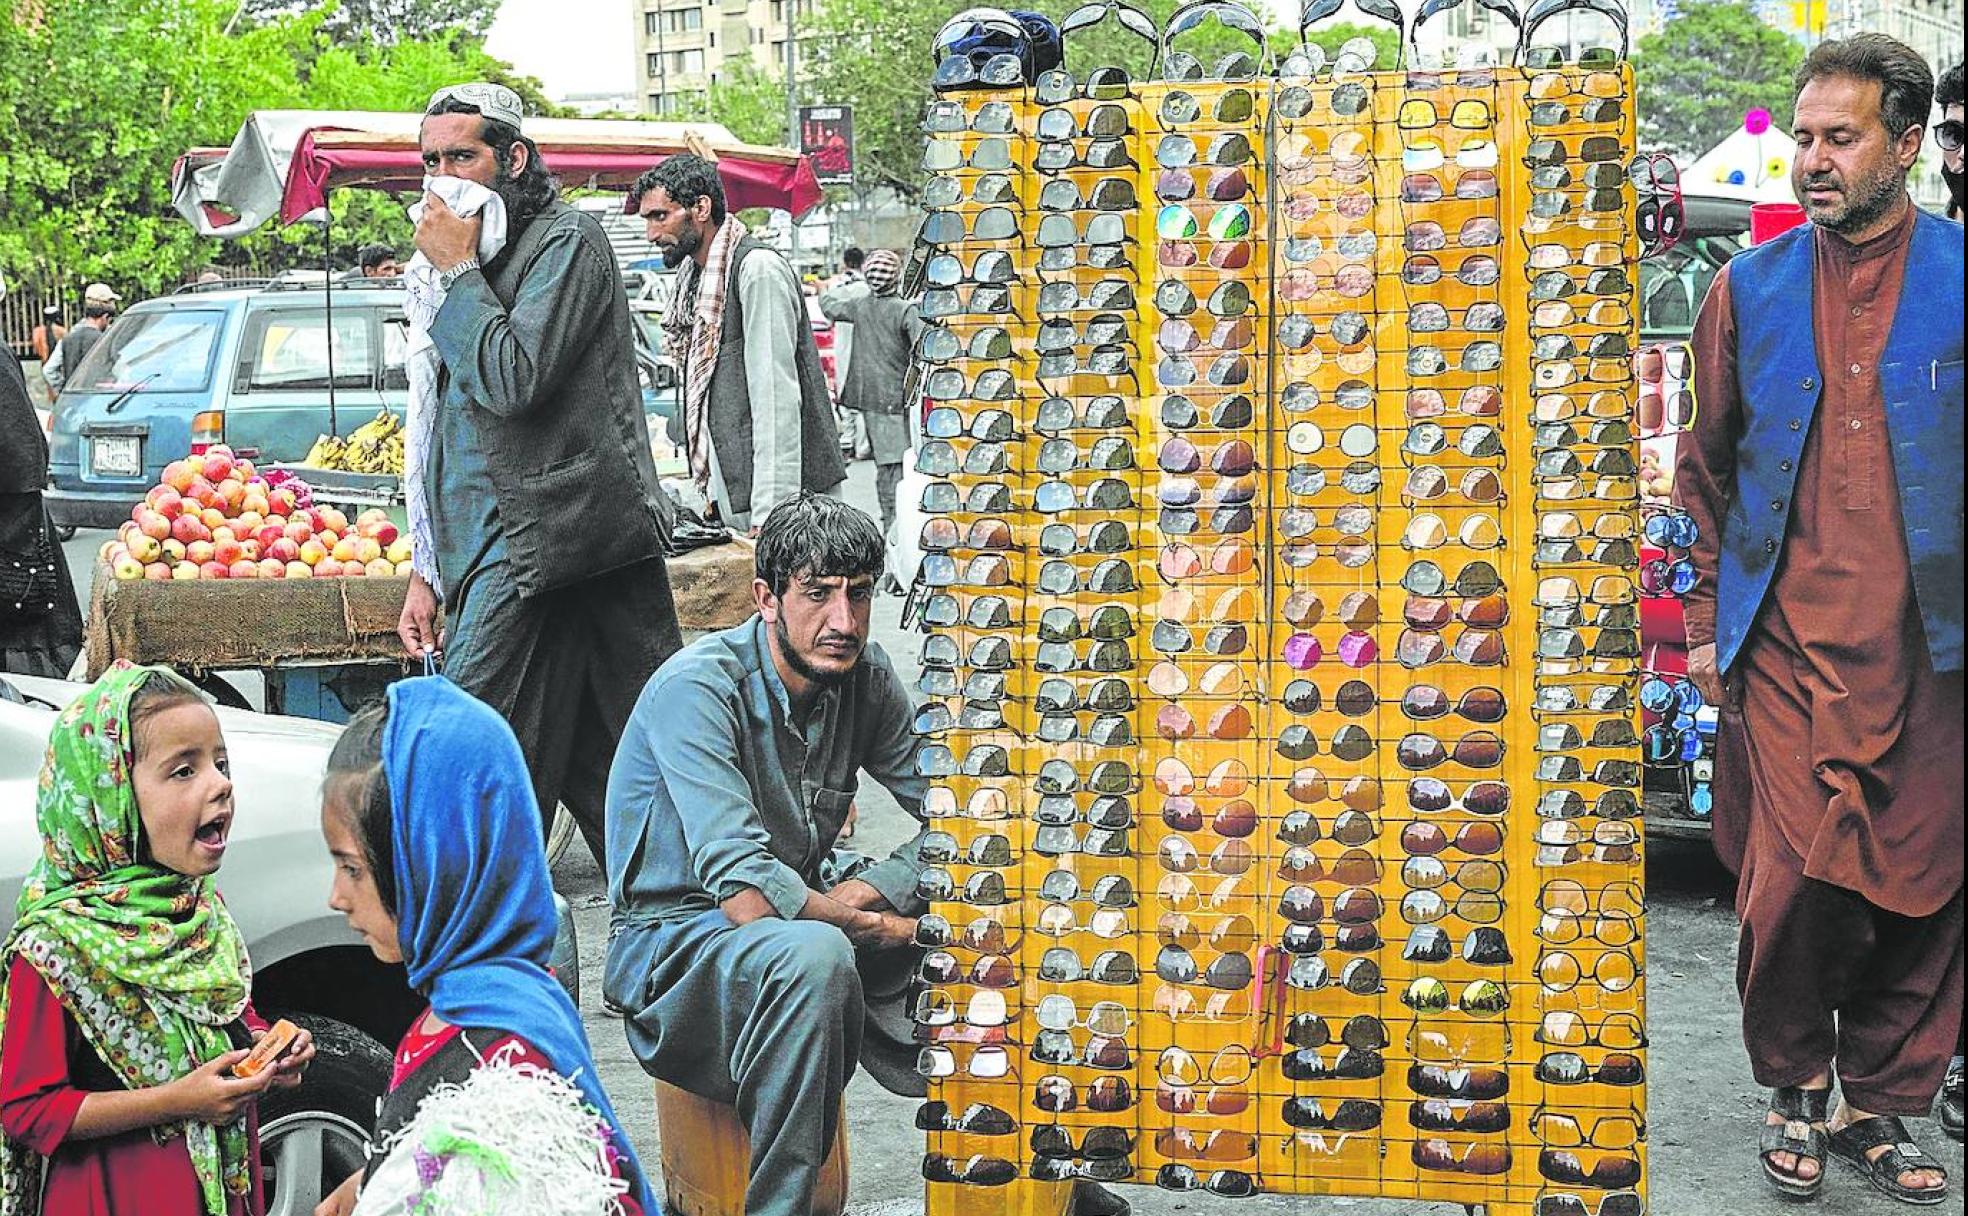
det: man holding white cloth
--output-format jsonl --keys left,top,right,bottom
{"left": 399, "top": 81, "right": 681, "bottom": 861}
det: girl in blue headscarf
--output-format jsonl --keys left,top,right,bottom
{"left": 311, "top": 677, "right": 650, "bottom": 1216}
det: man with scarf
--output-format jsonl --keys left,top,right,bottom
{"left": 1677, "top": 35, "right": 1963, "bottom": 1205}
{"left": 634, "top": 154, "right": 846, "bottom": 536}
{"left": 820, "top": 249, "right": 922, "bottom": 539}
{"left": 398, "top": 82, "right": 682, "bottom": 863}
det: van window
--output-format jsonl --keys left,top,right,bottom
{"left": 381, "top": 315, "right": 410, "bottom": 392}
{"left": 66, "top": 309, "right": 223, "bottom": 394}
{"left": 235, "top": 310, "right": 374, "bottom": 392}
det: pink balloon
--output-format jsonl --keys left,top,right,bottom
{"left": 1744, "top": 108, "right": 1773, "bottom": 135}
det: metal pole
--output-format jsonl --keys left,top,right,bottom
{"left": 323, "top": 209, "right": 339, "bottom": 438}
{"left": 784, "top": 0, "right": 799, "bottom": 148}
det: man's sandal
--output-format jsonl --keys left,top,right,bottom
{"left": 1828, "top": 1113, "right": 1951, "bottom": 1206}
{"left": 1760, "top": 1085, "right": 1831, "bottom": 1200}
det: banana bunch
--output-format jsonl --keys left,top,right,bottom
{"left": 304, "top": 410, "right": 404, "bottom": 475}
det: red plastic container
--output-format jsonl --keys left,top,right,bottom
{"left": 1750, "top": 201, "right": 1808, "bottom": 245}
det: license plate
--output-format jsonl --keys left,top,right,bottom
{"left": 91, "top": 435, "right": 141, "bottom": 477}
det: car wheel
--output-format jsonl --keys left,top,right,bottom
{"left": 55, "top": 524, "right": 78, "bottom": 542}
{"left": 258, "top": 1013, "right": 392, "bottom": 1216}
{"left": 545, "top": 801, "right": 578, "bottom": 868}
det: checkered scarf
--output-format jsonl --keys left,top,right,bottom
{"left": 663, "top": 216, "right": 749, "bottom": 494}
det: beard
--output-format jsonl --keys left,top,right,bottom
{"left": 659, "top": 220, "right": 704, "bottom": 269}
{"left": 773, "top": 612, "right": 860, "bottom": 688}
{"left": 1794, "top": 158, "right": 1906, "bottom": 234}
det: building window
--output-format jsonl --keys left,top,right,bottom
{"left": 646, "top": 52, "right": 664, "bottom": 78}
{"left": 771, "top": 0, "right": 783, "bottom": 21}
{"left": 675, "top": 48, "right": 705, "bottom": 73}
{"left": 644, "top": 11, "right": 660, "bottom": 35}
{"left": 663, "top": 7, "right": 702, "bottom": 32}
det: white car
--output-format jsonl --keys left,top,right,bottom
{"left": 0, "top": 671, "right": 579, "bottom": 1216}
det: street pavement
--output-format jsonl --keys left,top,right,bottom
{"left": 61, "top": 458, "right": 1965, "bottom": 1215}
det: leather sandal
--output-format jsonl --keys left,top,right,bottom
{"left": 1829, "top": 1113, "right": 1951, "bottom": 1206}
{"left": 1760, "top": 1085, "right": 1831, "bottom": 1200}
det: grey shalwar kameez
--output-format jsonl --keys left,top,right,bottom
{"left": 425, "top": 200, "right": 682, "bottom": 862}
{"left": 602, "top": 618, "right": 930, "bottom": 1216}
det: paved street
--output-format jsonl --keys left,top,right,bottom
{"left": 59, "top": 459, "right": 1966, "bottom": 1215}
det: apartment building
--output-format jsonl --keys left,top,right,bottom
{"left": 636, "top": 0, "right": 818, "bottom": 117}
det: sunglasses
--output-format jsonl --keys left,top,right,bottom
{"left": 921, "top": 1152, "right": 1018, "bottom": 1185}
{"left": 1033, "top": 1073, "right": 1134, "bottom": 1114}
{"left": 914, "top": 1099, "right": 1016, "bottom": 1136}
{"left": 1534, "top": 1194, "right": 1647, "bottom": 1216}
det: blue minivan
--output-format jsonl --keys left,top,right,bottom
{"left": 46, "top": 279, "right": 410, "bottom": 529}
{"left": 46, "top": 278, "right": 678, "bottom": 530}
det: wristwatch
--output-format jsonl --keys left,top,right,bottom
{"left": 438, "top": 258, "right": 481, "bottom": 291}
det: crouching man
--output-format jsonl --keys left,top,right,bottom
{"left": 602, "top": 494, "right": 1128, "bottom": 1215}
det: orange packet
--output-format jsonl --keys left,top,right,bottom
{"left": 233, "top": 1019, "right": 300, "bottom": 1078}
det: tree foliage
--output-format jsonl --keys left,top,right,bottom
{"left": 0, "top": 0, "right": 551, "bottom": 299}
{"left": 1634, "top": 0, "right": 1804, "bottom": 158}
{"left": 237, "top": 0, "right": 502, "bottom": 44}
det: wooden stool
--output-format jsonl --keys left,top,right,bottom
{"left": 653, "top": 1079, "right": 849, "bottom": 1216}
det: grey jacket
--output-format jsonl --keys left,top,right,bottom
{"left": 818, "top": 285, "right": 923, "bottom": 417}
{"left": 428, "top": 201, "right": 672, "bottom": 598}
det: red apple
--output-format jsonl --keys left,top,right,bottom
{"left": 340, "top": 560, "right": 368, "bottom": 578}
{"left": 200, "top": 450, "right": 236, "bottom": 482}
{"left": 163, "top": 460, "right": 198, "bottom": 493}
{"left": 146, "top": 485, "right": 183, "bottom": 516}
{"left": 240, "top": 540, "right": 261, "bottom": 562}
{"left": 212, "top": 525, "right": 237, "bottom": 545}
{"left": 236, "top": 460, "right": 256, "bottom": 481}
{"left": 198, "top": 561, "right": 229, "bottom": 580}
{"left": 315, "top": 558, "right": 345, "bottom": 577}
{"left": 234, "top": 510, "right": 264, "bottom": 533}
{"left": 144, "top": 562, "right": 173, "bottom": 582}
{"left": 213, "top": 539, "right": 245, "bottom": 567}
{"left": 215, "top": 478, "right": 246, "bottom": 512}
{"left": 283, "top": 521, "right": 314, "bottom": 546}
{"left": 162, "top": 539, "right": 187, "bottom": 563}
{"left": 137, "top": 510, "right": 171, "bottom": 541}
{"left": 169, "top": 514, "right": 204, "bottom": 545}
{"left": 267, "top": 538, "right": 300, "bottom": 564}
{"left": 240, "top": 495, "right": 269, "bottom": 520}
{"left": 318, "top": 507, "right": 349, "bottom": 534}
{"left": 228, "top": 559, "right": 259, "bottom": 579}
{"left": 269, "top": 487, "right": 298, "bottom": 515}
{"left": 127, "top": 533, "right": 163, "bottom": 564}
{"left": 258, "top": 558, "right": 287, "bottom": 579}
{"left": 200, "top": 507, "right": 227, "bottom": 532}
{"left": 255, "top": 525, "right": 285, "bottom": 551}
{"left": 186, "top": 540, "right": 216, "bottom": 566}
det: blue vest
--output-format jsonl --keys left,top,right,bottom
{"left": 1716, "top": 207, "right": 1964, "bottom": 675}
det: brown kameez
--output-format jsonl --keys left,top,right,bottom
{"left": 1678, "top": 200, "right": 1965, "bottom": 1113}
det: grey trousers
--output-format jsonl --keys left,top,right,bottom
{"left": 443, "top": 556, "right": 682, "bottom": 863}
{"left": 611, "top": 913, "right": 865, "bottom": 1216}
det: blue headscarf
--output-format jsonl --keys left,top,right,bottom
{"left": 383, "top": 677, "right": 653, "bottom": 1213}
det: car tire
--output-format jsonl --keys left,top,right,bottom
{"left": 257, "top": 1013, "right": 392, "bottom": 1216}
{"left": 55, "top": 524, "right": 78, "bottom": 542}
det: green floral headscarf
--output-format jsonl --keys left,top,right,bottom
{"left": 0, "top": 662, "right": 253, "bottom": 1216}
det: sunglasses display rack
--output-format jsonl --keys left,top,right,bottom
{"left": 909, "top": 15, "right": 1647, "bottom": 1215}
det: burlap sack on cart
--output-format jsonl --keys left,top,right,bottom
{"left": 85, "top": 564, "right": 412, "bottom": 678}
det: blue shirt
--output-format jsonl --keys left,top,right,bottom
{"left": 604, "top": 616, "right": 929, "bottom": 930}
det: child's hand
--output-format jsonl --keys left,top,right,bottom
{"left": 260, "top": 1023, "right": 315, "bottom": 1090}
{"left": 166, "top": 1050, "right": 277, "bottom": 1123}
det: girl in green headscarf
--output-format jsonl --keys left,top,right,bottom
{"left": 0, "top": 662, "right": 311, "bottom": 1216}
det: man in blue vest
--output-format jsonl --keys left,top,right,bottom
{"left": 1678, "top": 33, "right": 1963, "bottom": 1207}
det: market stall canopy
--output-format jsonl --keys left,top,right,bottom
{"left": 173, "top": 110, "right": 823, "bottom": 237}
{"left": 1684, "top": 125, "right": 1797, "bottom": 204}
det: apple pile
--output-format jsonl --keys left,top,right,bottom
{"left": 103, "top": 446, "right": 413, "bottom": 582}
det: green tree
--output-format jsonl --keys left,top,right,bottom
{"left": 1634, "top": 0, "right": 1804, "bottom": 158}
{"left": 0, "top": 0, "right": 550, "bottom": 299}
{"left": 237, "top": 0, "right": 503, "bottom": 44}
{"left": 672, "top": 60, "right": 789, "bottom": 148}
